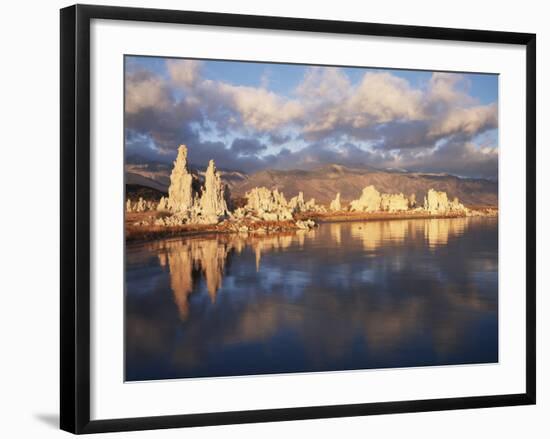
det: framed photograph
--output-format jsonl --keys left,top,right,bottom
{"left": 60, "top": 4, "right": 536, "bottom": 434}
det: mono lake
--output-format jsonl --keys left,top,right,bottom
{"left": 125, "top": 217, "right": 498, "bottom": 381}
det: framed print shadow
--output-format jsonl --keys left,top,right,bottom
{"left": 60, "top": 4, "right": 536, "bottom": 434}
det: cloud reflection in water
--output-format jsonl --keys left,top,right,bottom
{"left": 125, "top": 217, "right": 498, "bottom": 381}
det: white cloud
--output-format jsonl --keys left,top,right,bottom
{"left": 125, "top": 72, "right": 171, "bottom": 114}
{"left": 296, "top": 67, "right": 352, "bottom": 103}
{"left": 301, "top": 72, "right": 424, "bottom": 137}
{"left": 350, "top": 73, "right": 424, "bottom": 122}
{"left": 212, "top": 82, "right": 304, "bottom": 132}
{"left": 167, "top": 59, "right": 202, "bottom": 87}
{"left": 428, "top": 103, "right": 498, "bottom": 138}
{"left": 427, "top": 72, "right": 475, "bottom": 107}
{"left": 167, "top": 60, "right": 305, "bottom": 132}
{"left": 125, "top": 59, "right": 499, "bottom": 178}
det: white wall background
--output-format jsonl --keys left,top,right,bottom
{"left": 0, "top": 0, "right": 546, "bottom": 437}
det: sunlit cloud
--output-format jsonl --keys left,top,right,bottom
{"left": 124, "top": 57, "right": 498, "bottom": 179}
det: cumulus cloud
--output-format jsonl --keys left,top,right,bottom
{"left": 124, "top": 58, "right": 498, "bottom": 179}
{"left": 211, "top": 82, "right": 304, "bottom": 132}
{"left": 349, "top": 73, "right": 424, "bottom": 123}
{"left": 125, "top": 67, "right": 207, "bottom": 161}
{"left": 428, "top": 103, "right": 498, "bottom": 138}
{"left": 396, "top": 141, "right": 498, "bottom": 178}
{"left": 125, "top": 97, "right": 203, "bottom": 154}
{"left": 296, "top": 67, "right": 352, "bottom": 103}
{"left": 266, "top": 132, "right": 292, "bottom": 146}
{"left": 185, "top": 140, "right": 284, "bottom": 173}
{"left": 373, "top": 120, "right": 431, "bottom": 150}
{"left": 125, "top": 70, "right": 171, "bottom": 114}
{"left": 300, "top": 71, "right": 424, "bottom": 139}
{"left": 167, "top": 59, "right": 202, "bottom": 87}
{"left": 427, "top": 72, "right": 475, "bottom": 107}
{"left": 230, "top": 137, "right": 268, "bottom": 156}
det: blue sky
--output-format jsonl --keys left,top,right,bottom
{"left": 125, "top": 56, "right": 498, "bottom": 178}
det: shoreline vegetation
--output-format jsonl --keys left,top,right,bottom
{"left": 126, "top": 145, "right": 498, "bottom": 243}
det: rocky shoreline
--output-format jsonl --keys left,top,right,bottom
{"left": 126, "top": 208, "right": 497, "bottom": 243}
{"left": 126, "top": 144, "right": 498, "bottom": 242}
{"left": 126, "top": 212, "right": 316, "bottom": 243}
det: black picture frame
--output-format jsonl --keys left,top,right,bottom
{"left": 60, "top": 4, "right": 536, "bottom": 434}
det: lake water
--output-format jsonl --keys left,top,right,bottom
{"left": 125, "top": 217, "right": 498, "bottom": 381}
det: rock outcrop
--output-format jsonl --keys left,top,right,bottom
{"left": 150, "top": 146, "right": 231, "bottom": 225}
{"left": 228, "top": 164, "right": 498, "bottom": 206}
{"left": 245, "top": 187, "right": 287, "bottom": 213}
{"left": 423, "top": 189, "right": 467, "bottom": 214}
{"left": 127, "top": 144, "right": 485, "bottom": 236}
{"left": 329, "top": 193, "right": 342, "bottom": 211}
{"left": 196, "top": 160, "right": 229, "bottom": 224}
{"left": 296, "top": 219, "right": 316, "bottom": 229}
{"left": 235, "top": 187, "right": 293, "bottom": 221}
{"left": 126, "top": 197, "right": 156, "bottom": 212}
{"left": 153, "top": 212, "right": 190, "bottom": 227}
{"left": 235, "top": 188, "right": 326, "bottom": 218}
{"left": 380, "top": 193, "right": 409, "bottom": 212}
{"left": 348, "top": 185, "right": 469, "bottom": 215}
{"left": 449, "top": 197, "right": 466, "bottom": 212}
{"left": 424, "top": 189, "right": 448, "bottom": 214}
{"left": 167, "top": 145, "right": 194, "bottom": 213}
{"left": 349, "top": 185, "right": 381, "bottom": 212}
{"left": 288, "top": 192, "right": 305, "bottom": 212}
{"left": 157, "top": 196, "right": 168, "bottom": 211}
{"left": 304, "top": 198, "right": 326, "bottom": 213}
{"left": 408, "top": 193, "right": 417, "bottom": 209}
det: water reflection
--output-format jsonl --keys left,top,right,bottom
{"left": 126, "top": 217, "right": 498, "bottom": 381}
{"left": 150, "top": 232, "right": 305, "bottom": 320}
{"left": 350, "top": 220, "right": 409, "bottom": 250}
{"left": 424, "top": 217, "right": 468, "bottom": 249}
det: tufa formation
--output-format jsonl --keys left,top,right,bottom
{"left": 126, "top": 145, "right": 490, "bottom": 230}
{"left": 155, "top": 145, "right": 230, "bottom": 225}
{"left": 167, "top": 145, "right": 194, "bottom": 213}
{"left": 329, "top": 193, "right": 341, "bottom": 211}
{"left": 423, "top": 189, "right": 466, "bottom": 214}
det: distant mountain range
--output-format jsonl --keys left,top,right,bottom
{"left": 125, "top": 163, "right": 498, "bottom": 207}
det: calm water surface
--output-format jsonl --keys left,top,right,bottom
{"left": 125, "top": 217, "right": 498, "bottom": 381}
